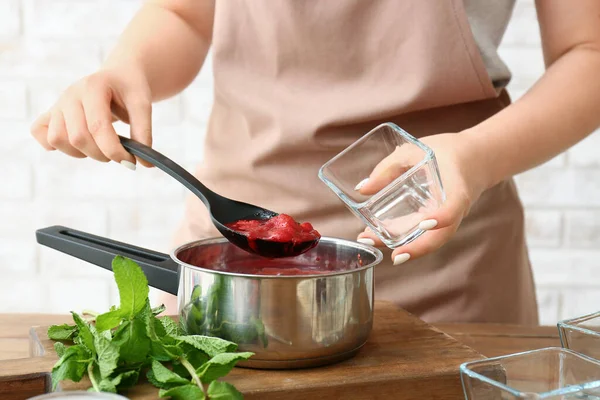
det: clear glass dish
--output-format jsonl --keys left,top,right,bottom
{"left": 318, "top": 122, "right": 445, "bottom": 248}
{"left": 558, "top": 310, "right": 600, "bottom": 361}
{"left": 460, "top": 347, "right": 600, "bottom": 399}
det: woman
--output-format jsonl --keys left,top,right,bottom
{"left": 30, "top": 0, "right": 600, "bottom": 325}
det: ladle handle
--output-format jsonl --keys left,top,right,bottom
{"left": 119, "top": 135, "right": 221, "bottom": 208}
{"left": 36, "top": 225, "right": 179, "bottom": 295}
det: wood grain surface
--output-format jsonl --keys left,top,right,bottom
{"left": 0, "top": 307, "right": 563, "bottom": 400}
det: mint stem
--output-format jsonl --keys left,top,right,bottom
{"left": 88, "top": 363, "right": 100, "bottom": 392}
{"left": 180, "top": 356, "right": 206, "bottom": 396}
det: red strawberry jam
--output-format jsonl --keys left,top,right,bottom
{"left": 225, "top": 214, "right": 321, "bottom": 244}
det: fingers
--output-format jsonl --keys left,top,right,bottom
{"left": 123, "top": 93, "right": 153, "bottom": 168}
{"left": 358, "top": 145, "right": 423, "bottom": 195}
{"left": 389, "top": 193, "right": 466, "bottom": 264}
{"left": 82, "top": 80, "right": 137, "bottom": 168}
{"left": 416, "top": 192, "right": 470, "bottom": 232}
{"left": 355, "top": 192, "right": 470, "bottom": 265}
{"left": 46, "top": 111, "right": 86, "bottom": 158}
{"left": 31, "top": 72, "right": 155, "bottom": 170}
{"left": 62, "top": 100, "right": 110, "bottom": 162}
{"left": 30, "top": 111, "right": 54, "bottom": 151}
{"left": 357, "top": 228, "right": 384, "bottom": 247}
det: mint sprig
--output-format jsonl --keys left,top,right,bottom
{"left": 47, "top": 256, "right": 253, "bottom": 399}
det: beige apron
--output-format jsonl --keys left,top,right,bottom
{"left": 173, "top": 0, "right": 539, "bottom": 325}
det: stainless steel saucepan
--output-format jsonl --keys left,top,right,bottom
{"left": 36, "top": 226, "right": 383, "bottom": 369}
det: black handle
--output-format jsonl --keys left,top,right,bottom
{"left": 36, "top": 226, "right": 180, "bottom": 295}
{"left": 119, "top": 135, "right": 222, "bottom": 208}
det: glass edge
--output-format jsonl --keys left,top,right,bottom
{"left": 386, "top": 122, "right": 436, "bottom": 157}
{"left": 459, "top": 347, "right": 600, "bottom": 398}
{"left": 318, "top": 122, "right": 396, "bottom": 171}
{"left": 558, "top": 322, "right": 600, "bottom": 343}
{"left": 459, "top": 362, "right": 523, "bottom": 397}
{"left": 558, "top": 310, "right": 600, "bottom": 327}
{"left": 370, "top": 156, "right": 435, "bottom": 202}
{"left": 540, "top": 380, "right": 600, "bottom": 398}
{"left": 317, "top": 122, "right": 437, "bottom": 207}
{"left": 317, "top": 167, "right": 362, "bottom": 208}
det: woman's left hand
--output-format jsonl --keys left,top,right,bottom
{"left": 356, "top": 132, "right": 488, "bottom": 266}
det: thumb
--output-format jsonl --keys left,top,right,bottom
{"left": 123, "top": 93, "right": 153, "bottom": 168}
{"left": 357, "top": 145, "right": 422, "bottom": 195}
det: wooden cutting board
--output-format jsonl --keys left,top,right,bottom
{"left": 0, "top": 302, "right": 485, "bottom": 399}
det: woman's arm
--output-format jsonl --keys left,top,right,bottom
{"left": 357, "top": 1, "right": 600, "bottom": 264}
{"left": 30, "top": 0, "right": 214, "bottom": 167}
{"left": 464, "top": 0, "right": 600, "bottom": 191}
{"left": 102, "top": 0, "right": 215, "bottom": 101}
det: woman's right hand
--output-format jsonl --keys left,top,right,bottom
{"left": 30, "top": 66, "right": 154, "bottom": 170}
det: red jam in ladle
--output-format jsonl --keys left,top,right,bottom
{"left": 225, "top": 214, "right": 321, "bottom": 257}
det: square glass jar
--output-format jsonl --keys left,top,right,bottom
{"left": 558, "top": 310, "right": 600, "bottom": 362}
{"left": 460, "top": 347, "right": 600, "bottom": 399}
{"left": 318, "top": 123, "right": 445, "bottom": 248}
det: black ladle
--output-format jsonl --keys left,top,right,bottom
{"left": 118, "top": 136, "right": 319, "bottom": 258}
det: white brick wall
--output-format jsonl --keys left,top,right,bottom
{"left": 0, "top": 0, "right": 599, "bottom": 326}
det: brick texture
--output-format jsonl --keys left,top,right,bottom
{"left": 564, "top": 211, "right": 600, "bottom": 248}
{"left": 1, "top": 0, "right": 599, "bottom": 326}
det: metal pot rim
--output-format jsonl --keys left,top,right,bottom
{"left": 170, "top": 236, "right": 383, "bottom": 279}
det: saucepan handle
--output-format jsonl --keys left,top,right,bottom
{"left": 35, "top": 225, "right": 179, "bottom": 295}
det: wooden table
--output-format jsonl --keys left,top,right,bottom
{"left": 0, "top": 313, "right": 563, "bottom": 399}
{"left": 0, "top": 314, "right": 561, "bottom": 361}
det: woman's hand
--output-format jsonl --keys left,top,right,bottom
{"left": 30, "top": 66, "right": 154, "bottom": 170}
{"left": 356, "top": 132, "right": 488, "bottom": 265}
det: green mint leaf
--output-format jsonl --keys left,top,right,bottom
{"left": 48, "top": 324, "right": 77, "bottom": 341}
{"left": 112, "top": 255, "right": 149, "bottom": 319}
{"left": 88, "top": 363, "right": 105, "bottom": 392}
{"left": 160, "top": 316, "right": 183, "bottom": 337}
{"left": 98, "top": 378, "right": 117, "bottom": 393}
{"left": 94, "top": 334, "right": 119, "bottom": 379}
{"left": 54, "top": 342, "right": 67, "bottom": 358}
{"left": 149, "top": 359, "right": 190, "bottom": 389}
{"left": 150, "top": 341, "right": 182, "bottom": 362}
{"left": 172, "top": 350, "right": 209, "bottom": 379}
{"left": 146, "top": 370, "right": 167, "bottom": 390}
{"left": 183, "top": 349, "right": 209, "bottom": 370}
{"left": 178, "top": 318, "right": 189, "bottom": 336}
{"left": 152, "top": 304, "right": 167, "bottom": 316}
{"left": 207, "top": 381, "right": 243, "bottom": 400}
{"left": 112, "top": 369, "right": 140, "bottom": 390}
{"left": 174, "top": 335, "right": 237, "bottom": 358}
{"left": 147, "top": 310, "right": 168, "bottom": 340}
{"left": 196, "top": 352, "right": 253, "bottom": 384}
{"left": 95, "top": 309, "right": 123, "bottom": 332}
{"left": 146, "top": 308, "right": 182, "bottom": 361}
{"left": 150, "top": 342, "right": 183, "bottom": 362}
{"left": 71, "top": 312, "right": 96, "bottom": 356}
{"left": 51, "top": 344, "right": 92, "bottom": 390}
{"left": 97, "top": 369, "right": 140, "bottom": 393}
{"left": 158, "top": 384, "right": 205, "bottom": 400}
{"left": 113, "top": 316, "right": 150, "bottom": 365}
